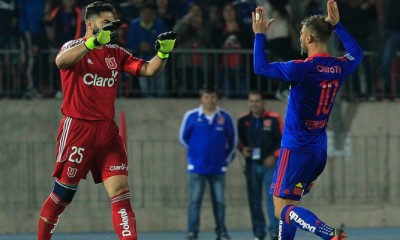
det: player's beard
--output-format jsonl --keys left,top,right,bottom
{"left": 93, "top": 26, "right": 100, "bottom": 36}
{"left": 300, "top": 43, "right": 307, "bottom": 57}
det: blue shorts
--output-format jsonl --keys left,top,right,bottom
{"left": 270, "top": 147, "right": 327, "bottom": 201}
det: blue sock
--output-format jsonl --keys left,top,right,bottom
{"left": 281, "top": 205, "right": 334, "bottom": 239}
{"left": 278, "top": 220, "right": 297, "bottom": 240}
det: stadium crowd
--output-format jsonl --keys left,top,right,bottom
{"left": 0, "top": 0, "right": 398, "bottom": 100}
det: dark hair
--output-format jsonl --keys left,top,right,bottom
{"left": 248, "top": 90, "right": 264, "bottom": 100}
{"left": 85, "top": 1, "right": 115, "bottom": 20}
{"left": 301, "top": 15, "right": 332, "bottom": 43}
{"left": 199, "top": 86, "right": 219, "bottom": 98}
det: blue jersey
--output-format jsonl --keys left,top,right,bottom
{"left": 254, "top": 23, "right": 363, "bottom": 152}
{"left": 179, "top": 106, "right": 237, "bottom": 175}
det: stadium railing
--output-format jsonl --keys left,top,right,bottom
{"left": 0, "top": 48, "right": 396, "bottom": 100}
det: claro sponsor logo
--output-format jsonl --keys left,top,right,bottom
{"left": 110, "top": 163, "right": 127, "bottom": 171}
{"left": 83, "top": 70, "right": 118, "bottom": 87}
{"left": 118, "top": 209, "right": 132, "bottom": 237}
{"left": 289, "top": 211, "right": 316, "bottom": 233}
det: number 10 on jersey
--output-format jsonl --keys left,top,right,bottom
{"left": 316, "top": 80, "right": 339, "bottom": 116}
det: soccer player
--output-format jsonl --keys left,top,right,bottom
{"left": 252, "top": 0, "right": 363, "bottom": 240}
{"left": 37, "top": 2, "right": 176, "bottom": 240}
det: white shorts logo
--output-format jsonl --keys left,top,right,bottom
{"left": 110, "top": 163, "right": 127, "bottom": 171}
{"left": 67, "top": 167, "right": 78, "bottom": 178}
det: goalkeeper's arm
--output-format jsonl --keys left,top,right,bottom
{"left": 56, "top": 20, "right": 121, "bottom": 69}
{"left": 138, "top": 31, "right": 177, "bottom": 78}
{"left": 56, "top": 43, "right": 91, "bottom": 69}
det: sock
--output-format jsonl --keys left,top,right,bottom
{"left": 111, "top": 190, "right": 138, "bottom": 240}
{"left": 37, "top": 192, "right": 69, "bottom": 240}
{"left": 278, "top": 220, "right": 297, "bottom": 240}
{"left": 281, "top": 205, "right": 334, "bottom": 239}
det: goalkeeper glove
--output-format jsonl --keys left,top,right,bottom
{"left": 84, "top": 20, "right": 122, "bottom": 50}
{"left": 155, "top": 31, "right": 177, "bottom": 59}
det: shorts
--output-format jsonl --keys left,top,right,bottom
{"left": 52, "top": 117, "right": 128, "bottom": 184}
{"left": 270, "top": 147, "right": 327, "bottom": 201}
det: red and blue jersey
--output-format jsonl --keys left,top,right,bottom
{"left": 254, "top": 23, "right": 363, "bottom": 152}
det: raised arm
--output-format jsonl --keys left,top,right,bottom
{"left": 56, "top": 43, "right": 89, "bottom": 69}
{"left": 326, "top": 0, "right": 363, "bottom": 71}
{"left": 252, "top": 6, "right": 302, "bottom": 82}
{"left": 56, "top": 20, "right": 121, "bottom": 69}
{"left": 139, "top": 31, "right": 177, "bottom": 78}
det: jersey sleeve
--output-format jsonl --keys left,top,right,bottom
{"left": 58, "top": 39, "right": 83, "bottom": 55}
{"left": 224, "top": 112, "right": 237, "bottom": 164}
{"left": 120, "top": 48, "right": 146, "bottom": 76}
{"left": 253, "top": 33, "right": 305, "bottom": 83}
{"left": 237, "top": 117, "right": 247, "bottom": 151}
{"left": 333, "top": 23, "right": 364, "bottom": 75}
{"left": 179, "top": 111, "right": 193, "bottom": 148}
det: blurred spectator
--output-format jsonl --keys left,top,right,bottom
{"left": 257, "top": 0, "right": 302, "bottom": 100}
{"left": 301, "top": 0, "right": 324, "bottom": 17}
{"left": 212, "top": 2, "right": 252, "bottom": 98}
{"left": 117, "top": 0, "right": 144, "bottom": 49}
{"left": 173, "top": 3, "right": 211, "bottom": 97}
{"left": 232, "top": 0, "right": 257, "bottom": 26}
{"left": 46, "top": 0, "right": 81, "bottom": 48}
{"left": 45, "top": 0, "right": 82, "bottom": 98}
{"left": 119, "top": 0, "right": 143, "bottom": 23}
{"left": 155, "top": 0, "right": 176, "bottom": 30}
{"left": 171, "top": 0, "right": 217, "bottom": 19}
{"left": 126, "top": 3, "right": 168, "bottom": 97}
{"left": 0, "top": 0, "right": 19, "bottom": 98}
{"left": 18, "top": 0, "right": 48, "bottom": 99}
{"left": 258, "top": 0, "right": 300, "bottom": 60}
{"left": 380, "top": 0, "right": 400, "bottom": 98}
{"left": 339, "top": 0, "right": 377, "bottom": 100}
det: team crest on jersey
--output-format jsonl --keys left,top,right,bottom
{"left": 263, "top": 119, "right": 271, "bottom": 127}
{"left": 105, "top": 57, "right": 117, "bottom": 69}
{"left": 217, "top": 117, "right": 225, "bottom": 125}
{"left": 67, "top": 167, "right": 78, "bottom": 178}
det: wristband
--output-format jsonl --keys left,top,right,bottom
{"left": 84, "top": 37, "right": 96, "bottom": 50}
{"left": 157, "top": 51, "right": 169, "bottom": 59}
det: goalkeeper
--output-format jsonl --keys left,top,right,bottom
{"left": 37, "top": 2, "right": 176, "bottom": 240}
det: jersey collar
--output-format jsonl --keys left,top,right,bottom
{"left": 305, "top": 53, "right": 330, "bottom": 61}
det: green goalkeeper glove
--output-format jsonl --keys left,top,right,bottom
{"left": 155, "top": 31, "right": 177, "bottom": 59}
{"left": 84, "top": 20, "right": 122, "bottom": 50}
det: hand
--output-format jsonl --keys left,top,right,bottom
{"left": 252, "top": 6, "right": 274, "bottom": 35}
{"left": 325, "top": 0, "right": 339, "bottom": 26}
{"left": 85, "top": 20, "right": 122, "bottom": 50}
{"left": 155, "top": 31, "right": 177, "bottom": 59}
{"left": 263, "top": 155, "right": 276, "bottom": 168}
{"left": 241, "top": 147, "right": 252, "bottom": 158}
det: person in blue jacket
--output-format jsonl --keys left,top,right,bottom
{"left": 252, "top": 1, "right": 363, "bottom": 239}
{"left": 179, "top": 86, "right": 237, "bottom": 240}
